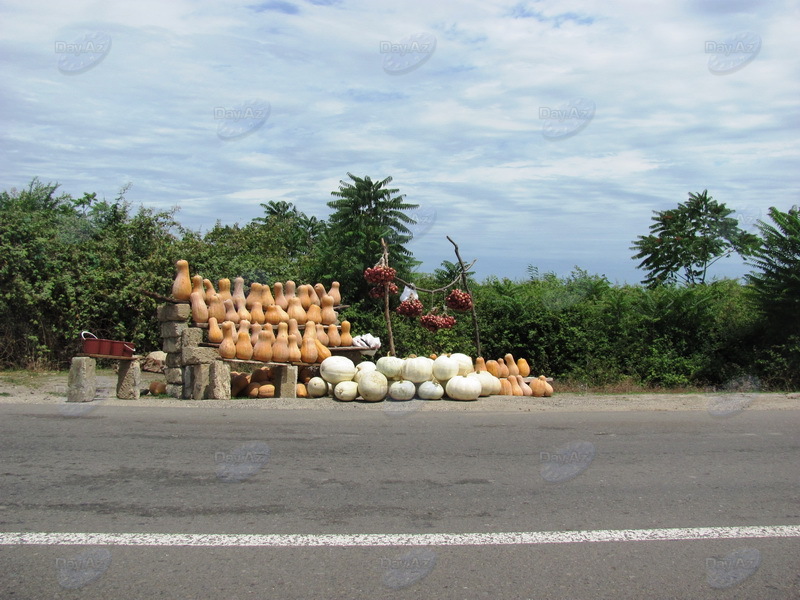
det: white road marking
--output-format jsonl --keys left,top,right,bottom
{"left": 1, "top": 526, "right": 798, "bottom": 547}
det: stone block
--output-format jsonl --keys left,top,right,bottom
{"left": 116, "top": 359, "right": 141, "bottom": 400}
{"left": 166, "top": 352, "right": 182, "bottom": 368}
{"left": 67, "top": 357, "right": 96, "bottom": 403}
{"left": 182, "top": 327, "right": 203, "bottom": 348}
{"left": 161, "top": 321, "right": 188, "bottom": 339}
{"left": 165, "top": 367, "right": 183, "bottom": 384}
{"left": 166, "top": 384, "right": 183, "bottom": 399}
{"left": 273, "top": 364, "right": 297, "bottom": 398}
{"left": 182, "top": 366, "right": 193, "bottom": 399}
{"left": 162, "top": 337, "right": 182, "bottom": 354}
{"left": 182, "top": 346, "right": 220, "bottom": 365}
{"left": 157, "top": 303, "right": 191, "bottom": 322}
{"left": 209, "top": 360, "right": 231, "bottom": 400}
{"left": 190, "top": 364, "right": 211, "bottom": 399}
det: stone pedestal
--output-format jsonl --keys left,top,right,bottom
{"left": 67, "top": 357, "right": 96, "bottom": 402}
{"left": 116, "top": 359, "right": 141, "bottom": 400}
{"left": 157, "top": 303, "right": 191, "bottom": 398}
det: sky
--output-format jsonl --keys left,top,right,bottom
{"left": 1, "top": 0, "right": 798, "bottom": 285}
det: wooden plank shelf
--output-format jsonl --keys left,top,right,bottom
{"left": 76, "top": 353, "right": 140, "bottom": 361}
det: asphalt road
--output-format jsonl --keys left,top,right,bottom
{"left": 1, "top": 403, "right": 798, "bottom": 599}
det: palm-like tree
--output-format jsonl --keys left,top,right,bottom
{"left": 323, "top": 173, "right": 419, "bottom": 298}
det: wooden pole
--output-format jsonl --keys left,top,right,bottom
{"left": 447, "top": 236, "right": 481, "bottom": 357}
{"left": 380, "top": 238, "right": 396, "bottom": 356}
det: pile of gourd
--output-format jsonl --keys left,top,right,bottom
{"left": 171, "top": 259, "right": 352, "bottom": 364}
{"left": 305, "top": 353, "right": 553, "bottom": 402}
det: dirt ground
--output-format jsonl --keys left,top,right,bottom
{"left": 0, "top": 370, "right": 797, "bottom": 413}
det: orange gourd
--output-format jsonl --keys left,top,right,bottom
{"left": 172, "top": 260, "right": 192, "bottom": 301}
{"left": 497, "top": 358, "right": 510, "bottom": 378}
{"left": 249, "top": 323, "right": 262, "bottom": 345}
{"left": 508, "top": 375, "right": 523, "bottom": 396}
{"left": 265, "top": 305, "right": 282, "bottom": 326}
{"left": 250, "top": 301, "right": 265, "bottom": 325}
{"left": 272, "top": 322, "right": 290, "bottom": 363}
{"left": 235, "top": 297, "right": 251, "bottom": 322}
{"left": 253, "top": 330, "right": 273, "bottom": 362}
{"left": 273, "top": 282, "right": 288, "bottom": 310}
{"left": 223, "top": 298, "right": 239, "bottom": 324}
{"left": 339, "top": 320, "right": 353, "bottom": 347}
{"left": 219, "top": 321, "right": 236, "bottom": 359}
{"left": 258, "top": 383, "right": 276, "bottom": 398}
{"left": 328, "top": 281, "right": 341, "bottom": 306}
{"left": 326, "top": 324, "right": 341, "bottom": 347}
{"left": 475, "top": 357, "right": 487, "bottom": 372}
{"left": 236, "top": 330, "right": 253, "bottom": 360}
{"left": 296, "top": 383, "right": 308, "bottom": 398}
{"left": 287, "top": 318, "right": 301, "bottom": 342}
{"left": 245, "top": 382, "right": 260, "bottom": 398}
{"left": 517, "top": 358, "right": 531, "bottom": 377}
{"left": 284, "top": 280, "right": 296, "bottom": 299}
{"left": 287, "top": 297, "right": 307, "bottom": 323}
{"left": 246, "top": 282, "right": 262, "bottom": 309}
{"left": 218, "top": 278, "right": 232, "bottom": 304}
{"left": 230, "top": 372, "right": 250, "bottom": 396}
{"left": 287, "top": 333, "right": 301, "bottom": 363}
{"left": 203, "top": 278, "right": 216, "bottom": 298}
{"left": 190, "top": 291, "right": 208, "bottom": 323}
{"left": 261, "top": 283, "right": 275, "bottom": 307}
{"left": 516, "top": 375, "right": 533, "bottom": 396}
{"left": 232, "top": 277, "right": 246, "bottom": 303}
{"left": 276, "top": 303, "right": 290, "bottom": 323}
{"left": 543, "top": 376, "right": 554, "bottom": 397}
{"left": 313, "top": 284, "right": 326, "bottom": 306}
{"left": 300, "top": 325, "right": 318, "bottom": 364}
{"left": 531, "top": 376, "right": 547, "bottom": 397}
{"left": 251, "top": 367, "right": 272, "bottom": 383}
{"left": 315, "top": 323, "right": 329, "bottom": 346}
{"left": 237, "top": 320, "right": 251, "bottom": 339}
{"left": 499, "top": 378, "right": 513, "bottom": 395}
{"left": 504, "top": 354, "right": 520, "bottom": 377}
{"left": 485, "top": 360, "right": 500, "bottom": 377}
{"left": 207, "top": 317, "right": 224, "bottom": 344}
{"left": 314, "top": 338, "right": 332, "bottom": 362}
{"left": 207, "top": 294, "right": 226, "bottom": 323}
{"left": 191, "top": 275, "right": 205, "bottom": 301}
{"left": 321, "top": 295, "right": 337, "bottom": 325}
{"left": 298, "top": 285, "right": 312, "bottom": 310}
{"left": 306, "top": 303, "right": 322, "bottom": 324}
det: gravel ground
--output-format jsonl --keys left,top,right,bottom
{"left": 0, "top": 371, "right": 797, "bottom": 413}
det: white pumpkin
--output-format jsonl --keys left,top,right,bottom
{"left": 333, "top": 380, "right": 359, "bottom": 401}
{"left": 320, "top": 356, "right": 357, "bottom": 384}
{"left": 402, "top": 356, "right": 433, "bottom": 383}
{"left": 417, "top": 380, "right": 444, "bottom": 400}
{"left": 445, "top": 375, "right": 482, "bottom": 401}
{"left": 450, "top": 353, "right": 474, "bottom": 376}
{"left": 376, "top": 356, "right": 405, "bottom": 380}
{"left": 354, "top": 361, "right": 377, "bottom": 383}
{"left": 358, "top": 370, "right": 388, "bottom": 402}
{"left": 468, "top": 371, "right": 501, "bottom": 397}
{"left": 432, "top": 355, "right": 459, "bottom": 382}
{"left": 388, "top": 380, "right": 416, "bottom": 401}
{"left": 306, "top": 376, "right": 328, "bottom": 398}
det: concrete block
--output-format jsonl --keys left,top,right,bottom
{"left": 182, "top": 327, "right": 203, "bottom": 348}
{"left": 273, "top": 364, "right": 297, "bottom": 398}
{"left": 166, "top": 384, "right": 183, "bottom": 399}
{"left": 182, "top": 366, "right": 193, "bottom": 399}
{"left": 161, "top": 322, "right": 188, "bottom": 339}
{"left": 116, "top": 359, "right": 141, "bottom": 400}
{"left": 165, "top": 367, "right": 183, "bottom": 384}
{"left": 191, "top": 364, "right": 211, "bottom": 399}
{"left": 157, "top": 303, "right": 191, "bottom": 322}
{"left": 209, "top": 360, "right": 231, "bottom": 400}
{"left": 166, "top": 352, "right": 182, "bottom": 368}
{"left": 182, "top": 346, "right": 220, "bottom": 365}
{"left": 162, "top": 337, "right": 182, "bottom": 354}
{"left": 67, "top": 357, "right": 96, "bottom": 402}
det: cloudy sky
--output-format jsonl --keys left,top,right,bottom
{"left": 1, "top": 0, "right": 798, "bottom": 284}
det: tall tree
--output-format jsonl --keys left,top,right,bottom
{"left": 318, "top": 173, "right": 419, "bottom": 300}
{"left": 631, "top": 190, "right": 759, "bottom": 287}
{"left": 746, "top": 205, "right": 800, "bottom": 334}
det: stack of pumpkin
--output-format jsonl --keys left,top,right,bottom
{"left": 229, "top": 365, "right": 320, "bottom": 399}
{"left": 300, "top": 354, "right": 553, "bottom": 402}
{"left": 479, "top": 353, "right": 554, "bottom": 397}
{"left": 170, "top": 259, "right": 354, "bottom": 364}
